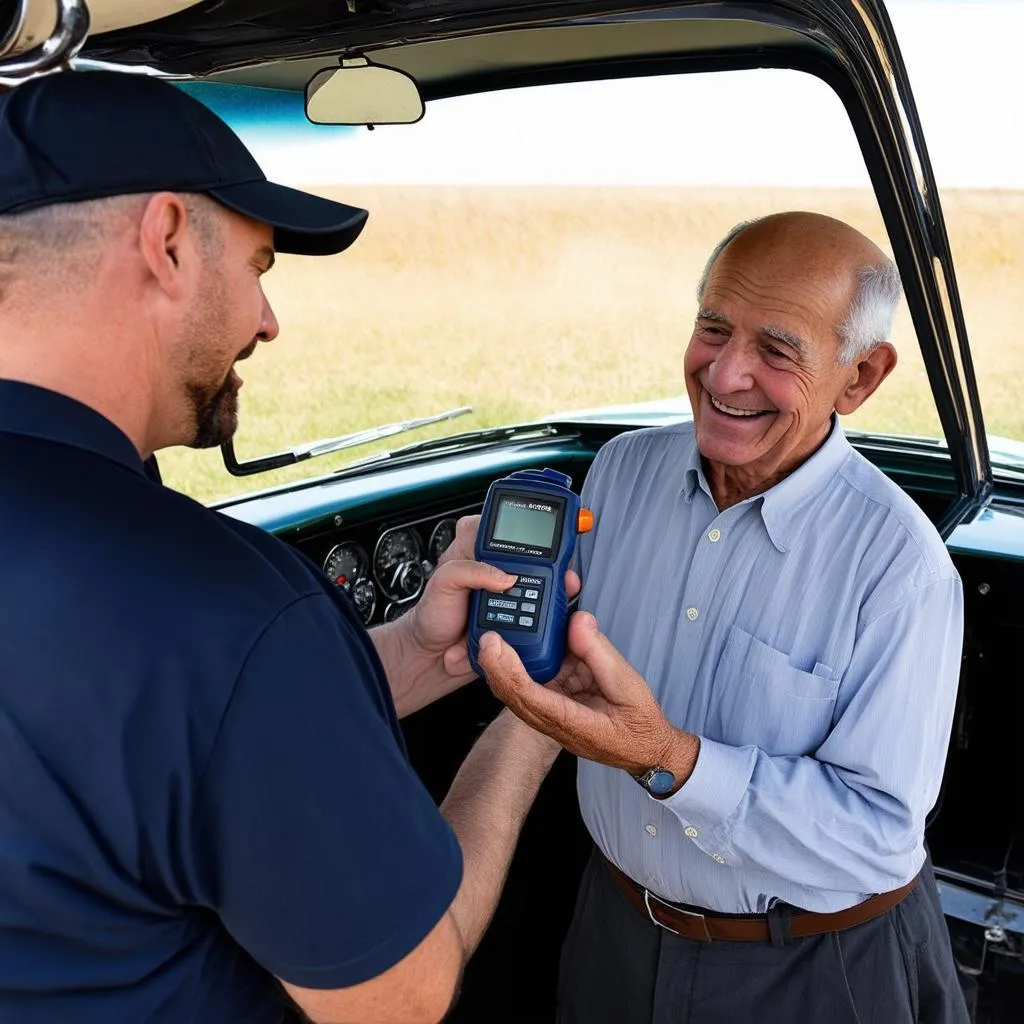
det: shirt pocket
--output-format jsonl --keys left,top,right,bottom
{"left": 705, "top": 625, "right": 839, "bottom": 756}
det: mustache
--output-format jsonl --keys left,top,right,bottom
{"left": 235, "top": 339, "right": 259, "bottom": 363}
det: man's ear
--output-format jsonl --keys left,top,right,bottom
{"left": 138, "top": 192, "right": 194, "bottom": 300}
{"left": 834, "top": 342, "right": 898, "bottom": 416}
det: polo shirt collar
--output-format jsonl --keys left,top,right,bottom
{"left": 0, "top": 379, "right": 145, "bottom": 476}
{"left": 681, "top": 415, "right": 852, "bottom": 553}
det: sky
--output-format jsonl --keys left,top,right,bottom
{"left": 225, "top": 1, "right": 1024, "bottom": 190}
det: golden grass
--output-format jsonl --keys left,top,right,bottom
{"left": 157, "top": 186, "right": 1024, "bottom": 504}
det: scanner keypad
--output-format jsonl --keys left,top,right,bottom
{"left": 482, "top": 574, "right": 545, "bottom": 632}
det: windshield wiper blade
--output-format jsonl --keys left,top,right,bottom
{"left": 220, "top": 406, "right": 473, "bottom": 477}
{"left": 334, "top": 423, "right": 564, "bottom": 473}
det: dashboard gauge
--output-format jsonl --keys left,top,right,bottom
{"left": 374, "top": 528, "right": 425, "bottom": 602}
{"left": 350, "top": 577, "right": 377, "bottom": 625}
{"left": 323, "top": 542, "right": 368, "bottom": 591}
{"left": 428, "top": 518, "right": 458, "bottom": 563}
{"left": 384, "top": 601, "right": 413, "bottom": 623}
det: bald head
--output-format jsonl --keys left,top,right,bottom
{"left": 697, "top": 212, "right": 901, "bottom": 364}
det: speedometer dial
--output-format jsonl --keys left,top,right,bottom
{"left": 323, "top": 543, "right": 367, "bottom": 590}
{"left": 374, "top": 528, "right": 425, "bottom": 602}
{"left": 429, "top": 518, "right": 458, "bottom": 563}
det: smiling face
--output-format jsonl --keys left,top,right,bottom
{"left": 684, "top": 213, "right": 894, "bottom": 506}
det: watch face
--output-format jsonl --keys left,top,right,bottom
{"left": 647, "top": 769, "right": 675, "bottom": 796}
{"left": 634, "top": 766, "right": 676, "bottom": 796}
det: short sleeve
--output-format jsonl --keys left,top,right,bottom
{"left": 187, "top": 593, "right": 463, "bottom": 989}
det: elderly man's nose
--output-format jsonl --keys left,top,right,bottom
{"left": 708, "top": 339, "right": 755, "bottom": 391}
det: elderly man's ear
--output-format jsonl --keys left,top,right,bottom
{"left": 834, "top": 342, "right": 898, "bottom": 416}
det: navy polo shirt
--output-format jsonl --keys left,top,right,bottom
{"left": 0, "top": 381, "right": 463, "bottom": 1022}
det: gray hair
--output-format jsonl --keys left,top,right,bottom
{"left": 696, "top": 218, "right": 902, "bottom": 364}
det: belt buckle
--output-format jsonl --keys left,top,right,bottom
{"left": 643, "top": 889, "right": 712, "bottom": 941}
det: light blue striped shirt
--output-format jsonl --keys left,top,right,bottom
{"left": 576, "top": 419, "right": 963, "bottom": 913}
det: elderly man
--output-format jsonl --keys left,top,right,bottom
{"left": 0, "top": 71, "right": 572, "bottom": 1024}
{"left": 477, "top": 213, "right": 969, "bottom": 1022}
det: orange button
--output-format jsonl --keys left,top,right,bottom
{"left": 577, "top": 508, "right": 594, "bottom": 534}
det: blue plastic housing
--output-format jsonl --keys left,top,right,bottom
{"left": 468, "top": 467, "right": 581, "bottom": 684}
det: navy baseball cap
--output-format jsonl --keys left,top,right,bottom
{"left": 0, "top": 69, "right": 368, "bottom": 256}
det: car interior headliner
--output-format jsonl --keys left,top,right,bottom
{"left": 75, "top": 2, "right": 833, "bottom": 92}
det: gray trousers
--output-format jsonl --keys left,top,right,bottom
{"left": 557, "top": 850, "right": 970, "bottom": 1024}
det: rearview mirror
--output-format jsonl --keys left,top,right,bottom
{"left": 305, "top": 56, "right": 424, "bottom": 126}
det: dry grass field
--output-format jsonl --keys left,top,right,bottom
{"left": 158, "top": 186, "right": 1024, "bottom": 504}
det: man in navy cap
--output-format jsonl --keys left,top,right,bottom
{"left": 0, "top": 70, "right": 570, "bottom": 1023}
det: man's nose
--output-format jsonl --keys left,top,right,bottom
{"left": 257, "top": 294, "right": 280, "bottom": 343}
{"left": 708, "top": 338, "right": 755, "bottom": 392}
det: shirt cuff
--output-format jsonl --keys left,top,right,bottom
{"left": 658, "top": 736, "right": 755, "bottom": 842}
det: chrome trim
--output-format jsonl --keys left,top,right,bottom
{"left": 0, "top": 0, "right": 89, "bottom": 78}
{"left": 937, "top": 879, "right": 1024, "bottom": 937}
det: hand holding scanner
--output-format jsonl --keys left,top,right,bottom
{"left": 468, "top": 468, "right": 593, "bottom": 683}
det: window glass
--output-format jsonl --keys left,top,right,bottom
{"left": 160, "top": 67, "right": 939, "bottom": 502}
{"left": 888, "top": 0, "right": 1024, "bottom": 466}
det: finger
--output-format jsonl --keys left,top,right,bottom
{"left": 443, "top": 643, "right": 472, "bottom": 677}
{"left": 430, "top": 558, "right": 516, "bottom": 596}
{"left": 565, "top": 612, "right": 642, "bottom": 701}
{"left": 477, "top": 632, "right": 600, "bottom": 744}
{"left": 564, "top": 569, "right": 582, "bottom": 600}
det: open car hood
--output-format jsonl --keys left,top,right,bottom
{"left": 12, "top": 0, "right": 986, "bottom": 534}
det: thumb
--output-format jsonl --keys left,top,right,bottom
{"left": 476, "top": 631, "right": 532, "bottom": 701}
{"left": 431, "top": 558, "right": 516, "bottom": 596}
{"left": 566, "top": 612, "right": 634, "bottom": 692}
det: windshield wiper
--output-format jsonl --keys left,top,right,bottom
{"left": 220, "top": 406, "right": 473, "bottom": 477}
{"left": 334, "top": 423, "right": 565, "bottom": 473}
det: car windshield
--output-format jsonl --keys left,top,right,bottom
{"left": 156, "top": 3, "right": 1022, "bottom": 502}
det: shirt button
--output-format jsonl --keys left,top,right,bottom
{"left": 684, "top": 826, "right": 699, "bottom": 839}
{"left": 712, "top": 853, "right": 726, "bottom": 864}
{"left": 644, "top": 824, "right": 658, "bottom": 837}
{"left": 708, "top": 528, "right": 721, "bottom": 543}
{"left": 686, "top": 607, "right": 699, "bottom": 621}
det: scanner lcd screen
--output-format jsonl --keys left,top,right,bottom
{"left": 492, "top": 498, "right": 558, "bottom": 550}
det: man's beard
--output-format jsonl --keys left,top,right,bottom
{"left": 187, "top": 372, "right": 240, "bottom": 450}
{"left": 181, "top": 269, "right": 256, "bottom": 450}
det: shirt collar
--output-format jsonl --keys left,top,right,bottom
{"left": 0, "top": 379, "right": 145, "bottom": 476}
{"left": 681, "top": 415, "right": 853, "bottom": 553}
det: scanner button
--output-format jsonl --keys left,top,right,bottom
{"left": 486, "top": 612, "right": 516, "bottom": 624}
{"left": 518, "top": 616, "right": 534, "bottom": 627}
{"left": 524, "top": 588, "right": 540, "bottom": 600}
{"left": 506, "top": 587, "right": 523, "bottom": 598}
{"left": 487, "top": 597, "right": 518, "bottom": 611}
{"left": 521, "top": 602, "right": 536, "bottom": 613}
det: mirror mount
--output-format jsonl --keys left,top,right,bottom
{"left": 305, "top": 54, "right": 424, "bottom": 127}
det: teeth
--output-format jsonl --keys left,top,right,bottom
{"left": 709, "top": 394, "right": 763, "bottom": 417}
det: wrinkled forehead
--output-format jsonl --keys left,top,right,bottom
{"left": 702, "top": 241, "right": 855, "bottom": 343}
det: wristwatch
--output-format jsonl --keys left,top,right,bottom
{"left": 633, "top": 766, "right": 676, "bottom": 798}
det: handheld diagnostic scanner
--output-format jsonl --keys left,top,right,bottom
{"left": 468, "top": 468, "right": 593, "bottom": 683}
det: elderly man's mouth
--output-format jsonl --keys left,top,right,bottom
{"left": 706, "top": 390, "right": 771, "bottom": 419}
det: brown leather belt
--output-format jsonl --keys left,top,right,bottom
{"left": 604, "top": 856, "right": 917, "bottom": 943}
